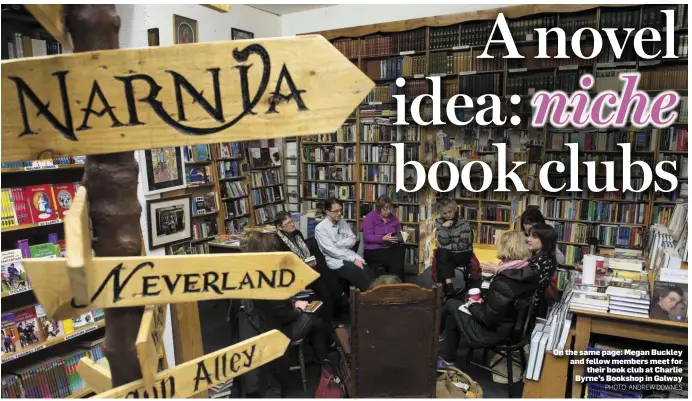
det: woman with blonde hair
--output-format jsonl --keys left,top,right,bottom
{"left": 441, "top": 231, "right": 540, "bottom": 364}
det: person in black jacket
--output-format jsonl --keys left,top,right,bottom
{"left": 273, "top": 211, "right": 343, "bottom": 320}
{"left": 242, "top": 231, "right": 332, "bottom": 394}
{"left": 435, "top": 197, "right": 474, "bottom": 297}
{"left": 441, "top": 229, "right": 557, "bottom": 363}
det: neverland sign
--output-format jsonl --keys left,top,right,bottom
{"left": 1, "top": 35, "right": 373, "bottom": 162}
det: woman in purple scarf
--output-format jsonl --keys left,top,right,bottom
{"left": 361, "top": 196, "right": 406, "bottom": 281}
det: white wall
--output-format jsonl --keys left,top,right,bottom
{"left": 281, "top": 4, "right": 508, "bottom": 36}
{"left": 116, "top": 4, "right": 281, "bottom": 49}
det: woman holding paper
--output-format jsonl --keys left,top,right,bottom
{"left": 274, "top": 212, "right": 343, "bottom": 320}
{"left": 441, "top": 231, "right": 552, "bottom": 363}
{"left": 362, "top": 196, "right": 406, "bottom": 281}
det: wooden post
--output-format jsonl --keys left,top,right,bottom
{"left": 64, "top": 4, "right": 144, "bottom": 388}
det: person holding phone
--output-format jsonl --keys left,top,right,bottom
{"left": 362, "top": 196, "right": 406, "bottom": 281}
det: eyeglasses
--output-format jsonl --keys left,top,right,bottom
{"left": 282, "top": 219, "right": 295, "bottom": 227}
{"left": 329, "top": 208, "right": 342, "bottom": 214}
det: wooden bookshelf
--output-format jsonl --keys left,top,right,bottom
{"left": 308, "top": 4, "right": 687, "bottom": 271}
{"left": 213, "top": 142, "right": 250, "bottom": 235}
{"left": 247, "top": 140, "right": 286, "bottom": 226}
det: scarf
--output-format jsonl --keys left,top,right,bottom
{"left": 276, "top": 230, "right": 312, "bottom": 260}
{"left": 496, "top": 259, "right": 529, "bottom": 274}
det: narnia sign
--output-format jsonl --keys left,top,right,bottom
{"left": 1, "top": 35, "right": 373, "bottom": 162}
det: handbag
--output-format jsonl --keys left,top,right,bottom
{"left": 435, "top": 367, "right": 482, "bottom": 398}
{"left": 315, "top": 366, "right": 345, "bottom": 398}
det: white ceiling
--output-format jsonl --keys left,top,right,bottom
{"left": 249, "top": 4, "right": 334, "bottom": 15}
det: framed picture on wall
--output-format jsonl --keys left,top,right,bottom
{"left": 139, "top": 147, "right": 187, "bottom": 196}
{"left": 146, "top": 195, "right": 193, "bottom": 249}
{"left": 173, "top": 14, "right": 198, "bottom": 44}
{"left": 231, "top": 28, "right": 254, "bottom": 40}
{"left": 147, "top": 28, "right": 160, "bottom": 46}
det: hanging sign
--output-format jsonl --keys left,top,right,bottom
{"left": 1, "top": 35, "right": 374, "bottom": 162}
{"left": 93, "top": 330, "right": 289, "bottom": 398}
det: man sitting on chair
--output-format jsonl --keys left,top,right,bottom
{"left": 315, "top": 198, "right": 375, "bottom": 291}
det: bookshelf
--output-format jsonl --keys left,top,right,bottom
{"left": 215, "top": 141, "right": 251, "bottom": 234}
{"left": 247, "top": 140, "right": 286, "bottom": 226}
{"left": 314, "top": 4, "right": 688, "bottom": 271}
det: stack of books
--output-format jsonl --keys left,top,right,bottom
{"left": 605, "top": 279, "right": 651, "bottom": 318}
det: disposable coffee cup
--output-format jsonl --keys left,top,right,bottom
{"left": 468, "top": 288, "right": 481, "bottom": 302}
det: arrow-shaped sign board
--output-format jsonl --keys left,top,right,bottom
{"left": 23, "top": 252, "right": 319, "bottom": 320}
{"left": 1, "top": 35, "right": 373, "bottom": 163}
{"left": 94, "top": 330, "right": 289, "bottom": 398}
{"left": 137, "top": 305, "right": 166, "bottom": 388}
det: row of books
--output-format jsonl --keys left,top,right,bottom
{"left": 250, "top": 186, "right": 284, "bottom": 207}
{"left": 639, "top": 68, "right": 688, "bottom": 91}
{"left": 249, "top": 169, "right": 283, "bottom": 188}
{"left": 221, "top": 180, "right": 247, "bottom": 200}
{"left": 191, "top": 192, "right": 217, "bottom": 215}
{"left": 225, "top": 217, "right": 249, "bottom": 234}
{"left": 457, "top": 205, "right": 478, "bottom": 221}
{"left": 1, "top": 156, "right": 85, "bottom": 170}
{"left": 304, "top": 165, "right": 355, "bottom": 182}
{"left": 481, "top": 205, "right": 512, "bottom": 223}
{"left": 224, "top": 198, "right": 249, "bottom": 219}
{"left": 303, "top": 146, "right": 355, "bottom": 163}
{"left": 506, "top": 73, "right": 554, "bottom": 96}
{"left": 304, "top": 126, "right": 357, "bottom": 143}
{"left": 659, "top": 128, "right": 688, "bottom": 152}
{"left": 540, "top": 177, "right": 651, "bottom": 199}
{"left": 361, "top": 165, "right": 396, "bottom": 184}
{"left": 186, "top": 165, "right": 213, "bottom": 186}
{"left": 547, "top": 129, "right": 649, "bottom": 152}
{"left": 358, "top": 184, "right": 419, "bottom": 203}
{"left": 1, "top": 183, "right": 79, "bottom": 228}
{"left": 2, "top": 338, "right": 105, "bottom": 398}
{"left": 356, "top": 30, "right": 426, "bottom": 58}
{"left": 216, "top": 142, "right": 245, "bottom": 159}
{"left": 183, "top": 144, "right": 212, "bottom": 163}
{"left": 192, "top": 220, "right": 219, "bottom": 240}
{"left": 459, "top": 73, "right": 502, "bottom": 98}
{"left": 2, "top": 303, "right": 103, "bottom": 357}
{"left": 360, "top": 123, "right": 421, "bottom": 142}
{"left": 218, "top": 160, "right": 247, "bottom": 180}
{"left": 253, "top": 203, "right": 285, "bottom": 226}
{"left": 543, "top": 199, "right": 648, "bottom": 225}
{"left": 5, "top": 31, "right": 69, "bottom": 60}
{"left": 305, "top": 183, "right": 354, "bottom": 204}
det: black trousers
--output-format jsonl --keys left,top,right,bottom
{"left": 307, "top": 261, "right": 343, "bottom": 320}
{"left": 334, "top": 261, "right": 376, "bottom": 291}
{"left": 290, "top": 313, "right": 330, "bottom": 362}
{"left": 363, "top": 244, "right": 405, "bottom": 281}
{"left": 442, "top": 299, "right": 466, "bottom": 360}
{"left": 435, "top": 248, "right": 473, "bottom": 283}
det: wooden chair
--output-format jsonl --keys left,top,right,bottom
{"left": 335, "top": 283, "right": 442, "bottom": 398}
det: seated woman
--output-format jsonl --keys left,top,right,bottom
{"left": 242, "top": 232, "right": 333, "bottom": 381}
{"left": 441, "top": 229, "right": 557, "bottom": 363}
{"left": 434, "top": 197, "right": 475, "bottom": 297}
{"left": 362, "top": 196, "right": 406, "bottom": 281}
{"left": 273, "top": 211, "right": 342, "bottom": 320}
{"left": 520, "top": 208, "right": 565, "bottom": 264}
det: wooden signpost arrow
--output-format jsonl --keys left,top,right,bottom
{"left": 3, "top": 5, "right": 369, "bottom": 397}
{"left": 1, "top": 35, "right": 373, "bottom": 163}
{"left": 94, "top": 329, "right": 289, "bottom": 398}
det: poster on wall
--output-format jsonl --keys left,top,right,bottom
{"left": 146, "top": 195, "right": 193, "bottom": 249}
{"left": 174, "top": 14, "right": 198, "bottom": 44}
{"left": 147, "top": 28, "right": 160, "bottom": 46}
{"left": 231, "top": 27, "right": 254, "bottom": 40}
{"left": 139, "top": 147, "right": 187, "bottom": 196}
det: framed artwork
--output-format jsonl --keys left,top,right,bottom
{"left": 173, "top": 14, "right": 198, "bottom": 44}
{"left": 139, "top": 147, "right": 187, "bottom": 196}
{"left": 147, "top": 28, "right": 160, "bottom": 46}
{"left": 146, "top": 195, "right": 192, "bottom": 249}
{"left": 231, "top": 28, "right": 254, "bottom": 40}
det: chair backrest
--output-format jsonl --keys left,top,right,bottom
{"left": 349, "top": 283, "right": 441, "bottom": 398}
{"left": 509, "top": 291, "right": 537, "bottom": 344}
